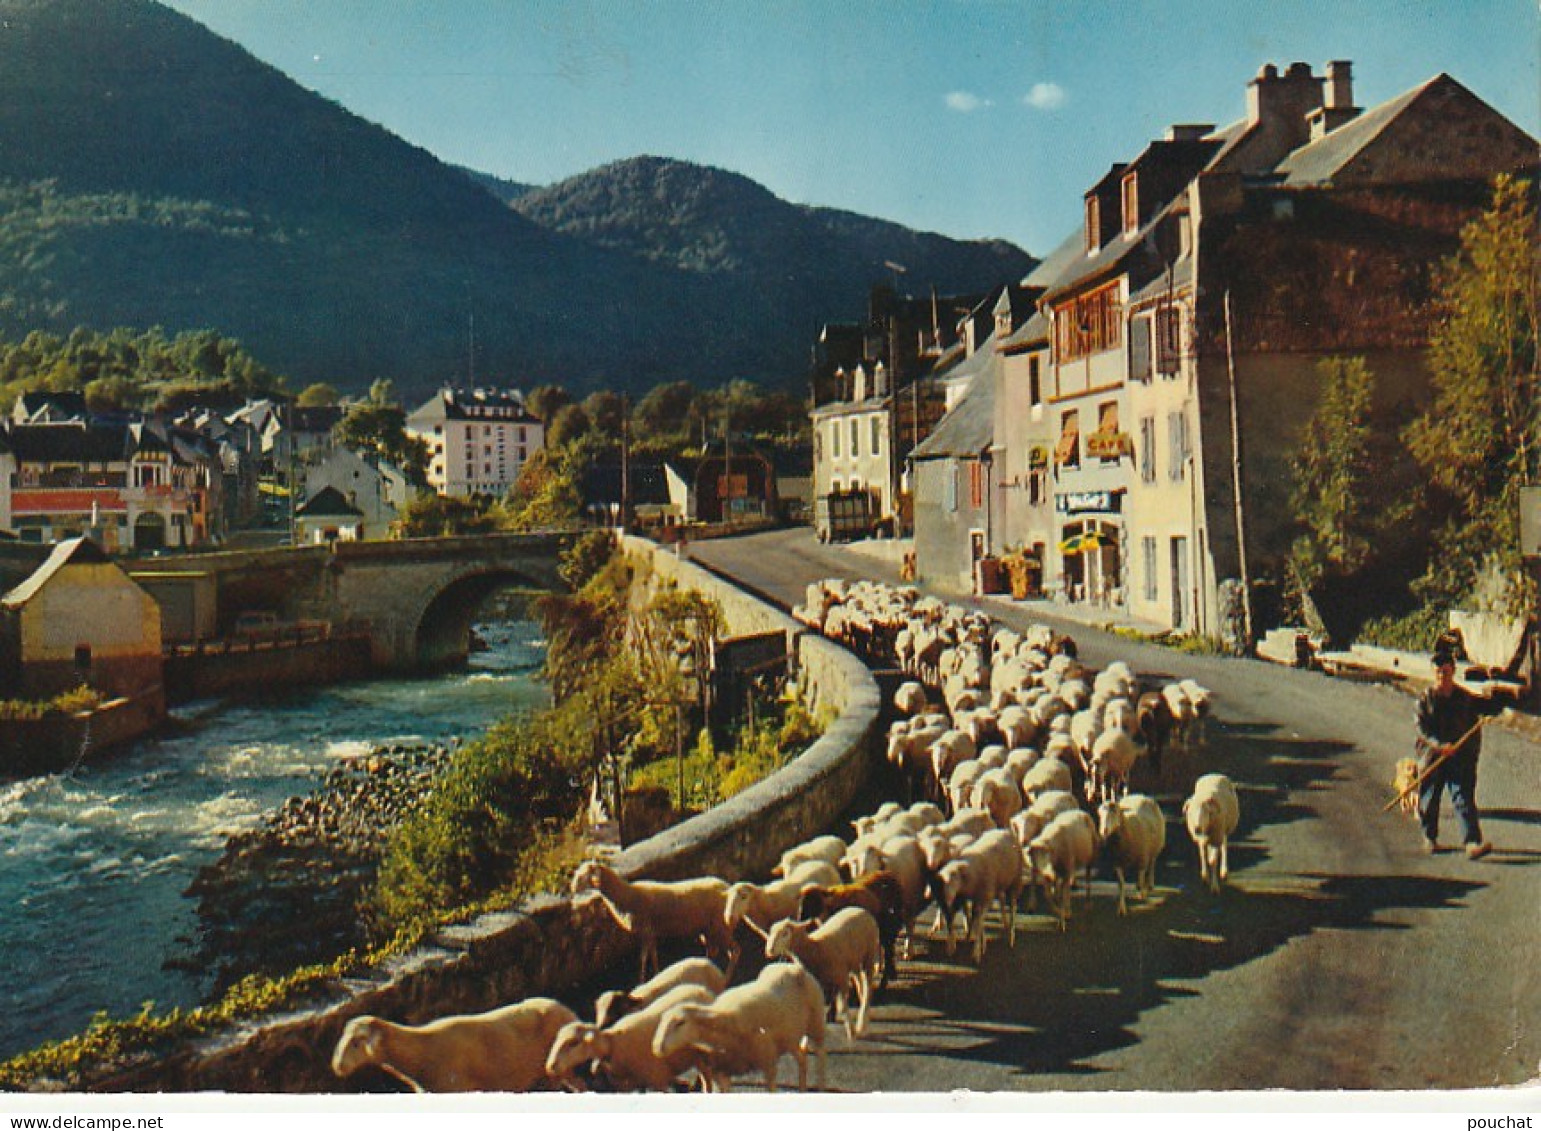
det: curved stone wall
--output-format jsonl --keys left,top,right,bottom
{"left": 84, "top": 536, "right": 880, "bottom": 1093}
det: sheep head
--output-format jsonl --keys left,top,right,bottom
{"left": 332, "top": 1016, "right": 385, "bottom": 1078}
{"left": 764, "top": 917, "right": 809, "bottom": 960}
{"left": 545, "top": 1020, "right": 599, "bottom": 1081}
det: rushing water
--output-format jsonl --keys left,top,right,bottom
{"left": 0, "top": 617, "right": 548, "bottom": 1061}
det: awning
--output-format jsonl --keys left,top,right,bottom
{"left": 1058, "top": 529, "right": 1118, "bottom": 555}
{"left": 1053, "top": 429, "right": 1079, "bottom": 466}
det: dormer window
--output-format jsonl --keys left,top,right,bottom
{"left": 1121, "top": 172, "right": 1139, "bottom": 236}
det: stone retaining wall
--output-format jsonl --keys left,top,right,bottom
{"left": 85, "top": 536, "right": 881, "bottom": 1093}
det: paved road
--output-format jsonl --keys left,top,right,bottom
{"left": 689, "top": 528, "right": 1541, "bottom": 1093}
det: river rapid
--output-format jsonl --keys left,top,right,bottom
{"left": 0, "top": 617, "right": 547, "bottom": 1061}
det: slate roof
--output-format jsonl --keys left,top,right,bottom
{"left": 16, "top": 391, "right": 88, "bottom": 422}
{"left": 6, "top": 422, "right": 130, "bottom": 464}
{"left": 2, "top": 536, "right": 113, "bottom": 609}
{"left": 1274, "top": 76, "right": 1435, "bottom": 186}
{"left": 295, "top": 486, "right": 364, "bottom": 518}
{"left": 911, "top": 357, "right": 996, "bottom": 460}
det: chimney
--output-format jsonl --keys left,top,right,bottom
{"left": 1246, "top": 61, "right": 1325, "bottom": 151}
{"left": 1166, "top": 123, "right": 1215, "bottom": 142}
{"left": 1308, "top": 60, "right": 1361, "bottom": 139}
{"left": 1325, "top": 60, "right": 1354, "bottom": 109}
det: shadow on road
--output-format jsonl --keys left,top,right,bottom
{"left": 864, "top": 869, "right": 1484, "bottom": 1084}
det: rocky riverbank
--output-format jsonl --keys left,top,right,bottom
{"left": 179, "top": 742, "right": 451, "bottom": 992}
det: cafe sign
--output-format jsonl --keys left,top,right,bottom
{"left": 1085, "top": 430, "right": 1134, "bottom": 460}
{"left": 1027, "top": 445, "right": 1049, "bottom": 470}
{"left": 1055, "top": 489, "right": 1123, "bottom": 515}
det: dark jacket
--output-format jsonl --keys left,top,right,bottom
{"left": 1415, "top": 683, "right": 1503, "bottom": 764}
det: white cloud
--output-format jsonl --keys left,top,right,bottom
{"left": 1023, "top": 82, "right": 1068, "bottom": 111}
{"left": 945, "top": 91, "right": 992, "bottom": 113}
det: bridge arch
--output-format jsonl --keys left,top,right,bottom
{"left": 411, "top": 566, "right": 553, "bottom": 671}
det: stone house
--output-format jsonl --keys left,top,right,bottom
{"left": 992, "top": 61, "right": 1537, "bottom": 636}
{"left": 911, "top": 350, "right": 999, "bottom": 594}
{"left": 0, "top": 536, "right": 163, "bottom": 702}
{"left": 302, "top": 445, "right": 410, "bottom": 541}
{"left": 294, "top": 486, "right": 366, "bottom": 544}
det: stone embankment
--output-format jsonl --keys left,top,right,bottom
{"left": 75, "top": 537, "right": 880, "bottom": 1093}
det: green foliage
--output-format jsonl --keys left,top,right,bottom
{"left": 1289, "top": 356, "right": 1381, "bottom": 583}
{"left": 547, "top": 403, "right": 592, "bottom": 448}
{"left": 392, "top": 491, "right": 500, "bottom": 538}
{"left": 0, "top": 323, "right": 286, "bottom": 416}
{"left": 0, "top": 685, "right": 103, "bottom": 720}
{"left": 499, "top": 446, "right": 587, "bottom": 532}
{"left": 369, "top": 705, "right": 595, "bottom": 933}
{"left": 525, "top": 384, "right": 573, "bottom": 426}
{"left": 557, "top": 529, "right": 619, "bottom": 591}
{"left": 332, "top": 393, "right": 430, "bottom": 486}
{"left": 1404, "top": 175, "right": 1540, "bottom": 618}
{"left": 296, "top": 382, "right": 339, "bottom": 407}
{"left": 1356, "top": 605, "right": 1450, "bottom": 652}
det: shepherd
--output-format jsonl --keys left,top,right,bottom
{"left": 1411, "top": 649, "right": 1506, "bottom": 859}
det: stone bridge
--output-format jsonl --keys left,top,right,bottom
{"left": 122, "top": 531, "right": 583, "bottom": 672}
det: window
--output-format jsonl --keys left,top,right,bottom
{"left": 1143, "top": 536, "right": 1158, "bottom": 601}
{"left": 850, "top": 419, "right": 860, "bottom": 458}
{"left": 831, "top": 421, "right": 841, "bottom": 459}
{"left": 870, "top": 416, "right": 881, "bottom": 454}
{"left": 518, "top": 427, "right": 527, "bottom": 443}
{"left": 969, "top": 461, "right": 986, "bottom": 510}
{"left": 1084, "top": 196, "right": 1100, "bottom": 253}
{"left": 1028, "top": 468, "right": 1047, "bottom": 506}
{"left": 1140, "top": 415, "right": 1157, "bottom": 483}
{"left": 1029, "top": 355, "right": 1043, "bottom": 406}
{"left": 1129, "top": 314, "right": 1152, "bottom": 382}
{"left": 1168, "top": 410, "right": 1189, "bottom": 480}
{"left": 1156, "top": 305, "right": 1183, "bottom": 375}
{"left": 1055, "top": 410, "right": 1080, "bottom": 468}
{"left": 1121, "top": 172, "right": 1139, "bottom": 236}
{"left": 1054, "top": 282, "right": 1122, "bottom": 362}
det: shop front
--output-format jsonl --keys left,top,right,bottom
{"left": 1054, "top": 488, "right": 1125, "bottom": 606}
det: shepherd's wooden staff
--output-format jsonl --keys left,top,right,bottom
{"left": 1384, "top": 717, "right": 1489, "bottom": 813}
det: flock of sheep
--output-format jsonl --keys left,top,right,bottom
{"left": 330, "top": 577, "right": 1243, "bottom": 1094}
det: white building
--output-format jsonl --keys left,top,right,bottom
{"left": 406, "top": 387, "right": 544, "bottom": 499}
{"left": 302, "top": 446, "right": 410, "bottom": 541}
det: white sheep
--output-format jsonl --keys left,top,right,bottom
{"left": 773, "top": 833, "right": 848, "bottom": 877}
{"left": 332, "top": 997, "right": 578, "bottom": 1093}
{"left": 1008, "top": 789, "right": 1080, "bottom": 852}
{"left": 1019, "top": 756, "right": 1073, "bottom": 803}
{"left": 947, "top": 758, "right": 987, "bottom": 815}
{"left": 571, "top": 860, "right": 737, "bottom": 981}
{"left": 933, "top": 828, "right": 1026, "bottom": 962}
{"left": 1183, "top": 773, "right": 1240, "bottom": 893}
{"left": 893, "top": 680, "right": 928, "bottom": 717}
{"left": 651, "top": 961, "right": 827, "bottom": 1092}
{"left": 546, "top": 983, "right": 717, "bottom": 1092}
{"left": 593, "top": 956, "right": 729, "bottom": 1030}
{"left": 1027, "top": 809, "right": 1099, "bottom": 930}
{"left": 765, "top": 907, "right": 883, "bottom": 1041}
{"left": 1086, "top": 727, "right": 1141, "bottom": 804}
{"left": 1097, "top": 793, "right": 1167, "bottom": 915}
{"left": 723, "top": 859, "right": 842, "bottom": 937}
{"left": 971, "top": 766, "right": 1025, "bottom": 830}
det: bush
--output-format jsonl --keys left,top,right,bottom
{"left": 0, "top": 685, "right": 102, "bottom": 720}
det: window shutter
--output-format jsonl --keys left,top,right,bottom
{"left": 1129, "top": 315, "right": 1152, "bottom": 382}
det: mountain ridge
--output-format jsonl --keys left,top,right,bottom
{"left": 0, "top": 0, "right": 1036, "bottom": 397}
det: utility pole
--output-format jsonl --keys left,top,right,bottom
{"left": 1224, "top": 290, "right": 1254, "bottom": 653}
{"left": 620, "top": 393, "right": 630, "bottom": 532}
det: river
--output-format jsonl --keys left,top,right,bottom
{"left": 0, "top": 616, "right": 548, "bottom": 1062}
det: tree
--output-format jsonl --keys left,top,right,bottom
{"left": 632, "top": 380, "right": 696, "bottom": 449}
{"left": 296, "top": 382, "right": 340, "bottom": 407}
{"left": 547, "top": 403, "right": 592, "bottom": 449}
{"left": 499, "top": 446, "right": 585, "bottom": 531}
{"left": 334, "top": 400, "right": 431, "bottom": 486}
{"left": 1405, "top": 174, "right": 1540, "bottom": 615}
{"left": 392, "top": 491, "right": 499, "bottom": 538}
{"left": 526, "top": 383, "right": 573, "bottom": 426}
{"left": 1290, "top": 357, "right": 1381, "bottom": 583}
{"left": 581, "top": 389, "right": 627, "bottom": 439}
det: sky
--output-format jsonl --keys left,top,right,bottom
{"left": 160, "top": 0, "right": 1539, "bottom": 255}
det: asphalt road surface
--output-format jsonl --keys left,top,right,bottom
{"left": 688, "top": 528, "right": 1541, "bottom": 1093}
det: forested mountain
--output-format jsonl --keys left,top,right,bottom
{"left": 0, "top": 0, "right": 1035, "bottom": 398}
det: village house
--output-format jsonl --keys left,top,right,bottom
{"left": 301, "top": 445, "right": 410, "bottom": 541}
{"left": 1, "top": 418, "right": 224, "bottom": 551}
{"left": 0, "top": 536, "right": 163, "bottom": 703}
{"left": 0, "top": 429, "right": 13, "bottom": 535}
{"left": 809, "top": 287, "right": 976, "bottom": 534}
{"left": 294, "top": 486, "right": 366, "bottom": 544}
{"left": 405, "top": 387, "right": 544, "bottom": 499}
{"left": 930, "top": 60, "right": 1538, "bottom": 637}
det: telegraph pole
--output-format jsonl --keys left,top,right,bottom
{"left": 1224, "top": 290, "right": 1254, "bottom": 653}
